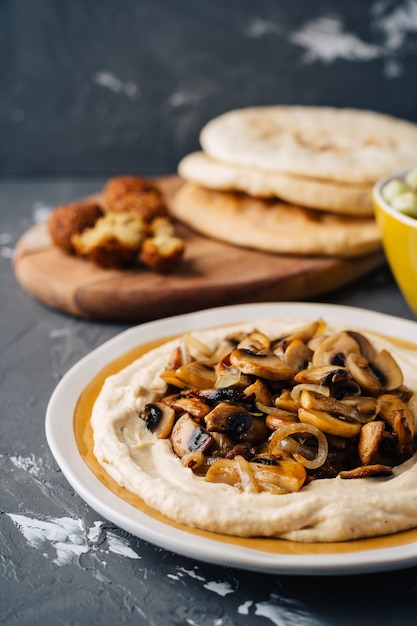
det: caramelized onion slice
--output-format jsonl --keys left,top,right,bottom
{"left": 290, "top": 383, "right": 330, "bottom": 403}
{"left": 268, "top": 423, "right": 328, "bottom": 469}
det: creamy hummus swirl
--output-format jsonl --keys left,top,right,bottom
{"left": 91, "top": 319, "right": 417, "bottom": 542}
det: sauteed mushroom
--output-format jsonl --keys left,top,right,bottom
{"left": 139, "top": 320, "right": 417, "bottom": 494}
{"left": 345, "top": 349, "right": 403, "bottom": 394}
{"left": 294, "top": 365, "right": 350, "bottom": 386}
{"left": 141, "top": 402, "right": 176, "bottom": 438}
{"left": 229, "top": 348, "right": 294, "bottom": 380}
{"left": 170, "top": 414, "right": 212, "bottom": 458}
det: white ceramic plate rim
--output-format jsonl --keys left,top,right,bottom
{"left": 45, "top": 302, "right": 417, "bottom": 575}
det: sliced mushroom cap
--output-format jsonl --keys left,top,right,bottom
{"left": 371, "top": 349, "right": 403, "bottom": 391}
{"left": 168, "top": 395, "right": 211, "bottom": 419}
{"left": 275, "top": 389, "right": 303, "bottom": 412}
{"left": 294, "top": 365, "right": 350, "bottom": 386}
{"left": 229, "top": 348, "right": 294, "bottom": 381}
{"left": 140, "top": 402, "right": 176, "bottom": 438}
{"left": 204, "top": 402, "right": 268, "bottom": 442}
{"left": 282, "top": 338, "right": 313, "bottom": 372}
{"left": 376, "top": 393, "right": 415, "bottom": 436}
{"left": 265, "top": 413, "right": 299, "bottom": 430}
{"left": 271, "top": 320, "right": 325, "bottom": 352}
{"left": 237, "top": 330, "right": 271, "bottom": 352}
{"left": 346, "top": 331, "right": 377, "bottom": 361}
{"left": 346, "top": 350, "right": 403, "bottom": 395}
{"left": 298, "top": 407, "right": 362, "bottom": 438}
{"left": 299, "top": 389, "right": 375, "bottom": 424}
{"left": 179, "top": 334, "right": 213, "bottom": 364}
{"left": 175, "top": 360, "right": 217, "bottom": 389}
{"left": 243, "top": 378, "right": 273, "bottom": 405}
{"left": 312, "top": 331, "right": 360, "bottom": 367}
{"left": 159, "top": 369, "right": 190, "bottom": 389}
{"left": 204, "top": 402, "right": 252, "bottom": 436}
{"left": 339, "top": 464, "right": 392, "bottom": 479}
{"left": 170, "top": 413, "right": 212, "bottom": 458}
{"left": 392, "top": 409, "right": 414, "bottom": 461}
{"left": 358, "top": 420, "right": 386, "bottom": 465}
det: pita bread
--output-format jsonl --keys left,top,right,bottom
{"left": 171, "top": 183, "right": 381, "bottom": 258}
{"left": 200, "top": 106, "right": 417, "bottom": 184}
{"left": 178, "top": 151, "right": 373, "bottom": 216}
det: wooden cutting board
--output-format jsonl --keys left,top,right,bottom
{"left": 13, "top": 176, "right": 385, "bottom": 322}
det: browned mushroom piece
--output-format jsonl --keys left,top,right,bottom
{"left": 312, "top": 331, "right": 361, "bottom": 367}
{"left": 170, "top": 414, "right": 212, "bottom": 458}
{"left": 392, "top": 409, "right": 414, "bottom": 461}
{"left": 345, "top": 349, "right": 403, "bottom": 395}
{"left": 376, "top": 394, "right": 415, "bottom": 436}
{"left": 229, "top": 348, "right": 294, "bottom": 380}
{"left": 242, "top": 378, "right": 273, "bottom": 405}
{"left": 339, "top": 464, "right": 393, "bottom": 479}
{"left": 282, "top": 338, "right": 314, "bottom": 372}
{"left": 346, "top": 331, "right": 377, "bottom": 361}
{"left": 358, "top": 420, "right": 386, "bottom": 465}
{"left": 294, "top": 365, "right": 350, "bottom": 386}
{"left": 298, "top": 407, "right": 362, "bottom": 438}
{"left": 167, "top": 395, "right": 211, "bottom": 420}
{"left": 175, "top": 361, "right": 217, "bottom": 389}
{"left": 204, "top": 402, "right": 269, "bottom": 443}
{"left": 298, "top": 389, "right": 375, "bottom": 424}
{"left": 237, "top": 331, "right": 271, "bottom": 352}
{"left": 274, "top": 389, "right": 301, "bottom": 412}
{"left": 140, "top": 402, "right": 176, "bottom": 438}
{"left": 271, "top": 320, "right": 325, "bottom": 353}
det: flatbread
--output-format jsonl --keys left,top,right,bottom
{"left": 171, "top": 183, "right": 381, "bottom": 258}
{"left": 200, "top": 106, "right": 417, "bottom": 184}
{"left": 178, "top": 151, "right": 373, "bottom": 216}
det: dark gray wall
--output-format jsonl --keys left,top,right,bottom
{"left": 1, "top": 0, "right": 417, "bottom": 177}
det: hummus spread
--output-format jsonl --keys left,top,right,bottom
{"left": 91, "top": 319, "right": 417, "bottom": 542}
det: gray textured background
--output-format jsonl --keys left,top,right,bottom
{"left": 1, "top": 0, "right": 417, "bottom": 177}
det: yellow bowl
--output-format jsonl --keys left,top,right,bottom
{"left": 373, "top": 168, "right": 417, "bottom": 316}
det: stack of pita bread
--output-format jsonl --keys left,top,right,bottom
{"left": 172, "top": 106, "right": 417, "bottom": 257}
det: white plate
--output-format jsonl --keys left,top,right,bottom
{"left": 46, "top": 302, "right": 417, "bottom": 575}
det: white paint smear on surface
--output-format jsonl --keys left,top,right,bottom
{"left": 376, "top": 0, "right": 417, "bottom": 49}
{"left": 203, "top": 580, "right": 234, "bottom": 597}
{"left": 238, "top": 600, "right": 253, "bottom": 615}
{"left": 106, "top": 531, "right": 141, "bottom": 559}
{"left": 10, "top": 454, "right": 45, "bottom": 478}
{"left": 246, "top": 0, "right": 417, "bottom": 76}
{"left": 7, "top": 515, "right": 90, "bottom": 566}
{"left": 7, "top": 514, "right": 141, "bottom": 566}
{"left": 93, "top": 71, "right": 140, "bottom": 98}
{"left": 290, "top": 16, "right": 383, "bottom": 63}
